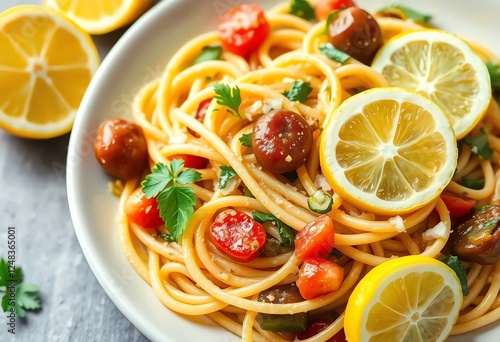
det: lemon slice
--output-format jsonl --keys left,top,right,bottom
{"left": 344, "top": 255, "right": 463, "bottom": 342}
{"left": 0, "top": 5, "right": 99, "bottom": 139}
{"left": 372, "top": 29, "right": 491, "bottom": 139}
{"left": 43, "top": 0, "right": 153, "bottom": 35}
{"left": 319, "top": 87, "right": 457, "bottom": 215}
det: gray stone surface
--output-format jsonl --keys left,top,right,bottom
{"left": 0, "top": 1, "right": 152, "bottom": 341}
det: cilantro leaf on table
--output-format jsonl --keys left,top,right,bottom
{"left": 141, "top": 160, "right": 202, "bottom": 242}
{"left": 319, "top": 42, "right": 351, "bottom": 64}
{"left": 0, "top": 258, "right": 41, "bottom": 318}
{"left": 377, "top": 4, "right": 432, "bottom": 23}
{"left": 194, "top": 45, "right": 222, "bottom": 65}
{"left": 219, "top": 166, "right": 237, "bottom": 190}
{"left": 289, "top": 0, "right": 315, "bottom": 21}
{"left": 239, "top": 133, "right": 252, "bottom": 148}
{"left": 252, "top": 212, "right": 296, "bottom": 246}
{"left": 462, "top": 127, "right": 493, "bottom": 160}
{"left": 213, "top": 83, "right": 242, "bottom": 118}
{"left": 283, "top": 80, "right": 313, "bottom": 103}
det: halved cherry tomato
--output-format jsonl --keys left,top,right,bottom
{"left": 295, "top": 215, "right": 335, "bottom": 260}
{"left": 124, "top": 187, "right": 164, "bottom": 229}
{"left": 296, "top": 320, "right": 346, "bottom": 341}
{"left": 315, "top": 0, "right": 357, "bottom": 22}
{"left": 218, "top": 4, "right": 270, "bottom": 57}
{"left": 440, "top": 191, "right": 475, "bottom": 219}
{"left": 170, "top": 154, "right": 208, "bottom": 169}
{"left": 188, "top": 98, "right": 212, "bottom": 138}
{"left": 296, "top": 258, "right": 344, "bottom": 299}
{"left": 209, "top": 209, "right": 267, "bottom": 262}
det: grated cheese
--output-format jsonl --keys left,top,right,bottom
{"left": 422, "top": 222, "right": 449, "bottom": 241}
{"left": 389, "top": 216, "right": 405, "bottom": 232}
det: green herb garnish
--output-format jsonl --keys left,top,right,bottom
{"left": 461, "top": 177, "right": 485, "bottom": 190}
{"left": 289, "top": 0, "right": 315, "bottom": 21}
{"left": 283, "top": 80, "right": 313, "bottom": 103}
{"left": 441, "top": 255, "right": 469, "bottom": 296}
{"left": 239, "top": 133, "right": 252, "bottom": 148}
{"left": 141, "top": 160, "right": 202, "bottom": 241}
{"left": 252, "top": 212, "right": 296, "bottom": 246}
{"left": 322, "top": 10, "right": 340, "bottom": 35}
{"left": 213, "top": 83, "right": 242, "bottom": 118}
{"left": 0, "top": 258, "right": 41, "bottom": 318}
{"left": 319, "top": 42, "right": 351, "bottom": 63}
{"left": 219, "top": 165, "right": 237, "bottom": 189}
{"left": 378, "top": 4, "right": 432, "bottom": 23}
{"left": 194, "top": 45, "right": 222, "bottom": 65}
{"left": 157, "top": 233, "right": 176, "bottom": 243}
{"left": 463, "top": 127, "right": 493, "bottom": 160}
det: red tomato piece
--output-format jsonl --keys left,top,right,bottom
{"left": 315, "top": 0, "right": 357, "bottom": 21}
{"left": 295, "top": 215, "right": 335, "bottom": 260}
{"left": 440, "top": 191, "right": 475, "bottom": 219}
{"left": 170, "top": 154, "right": 208, "bottom": 169}
{"left": 296, "top": 258, "right": 344, "bottom": 300}
{"left": 124, "top": 187, "right": 164, "bottom": 229}
{"left": 296, "top": 320, "right": 346, "bottom": 341}
{"left": 209, "top": 209, "right": 267, "bottom": 262}
{"left": 218, "top": 4, "right": 270, "bottom": 57}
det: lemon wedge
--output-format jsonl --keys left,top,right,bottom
{"left": 344, "top": 255, "right": 463, "bottom": 342}
{"left": 319, "top": 87, "right": 457, "bottom": 215}
{"left": 43, "top": 0, "right": 153, "bottom": 35}
{"left": 372, "top": 29, "right": 491, "bottom": 139}
{"left": 0, "top": 5, "right": 99, "bottom": 139}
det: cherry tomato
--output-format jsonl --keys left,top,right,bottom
{"left": 170, "top": 154, "right": 208, "bottom": 169}
{"left": 315, "top": 0, "right": 357, "bottom": 22}
{"left": 440, "top": 191, "right": 475, "bottom": 219}
{"left": 124, "top": 187, "right": 164, "bottom": 229}
{"left": 296, "top": 258, "right": 344, "bottom": 300}
{"left": 188, "top": 98, "right": 212, "bottom": 138}
{"left": 209, "top": 209, "right": 267, "bottom": 262}
{"left": 295, "top": 215, "right": 335, "bottom": 260}
{"left": 296, "top": 320, "right": 346, "bottom": 341}
{"left": 252, "top": 109, "right": 313, "bottom": 174}
{"left": 94, "top": 118, "right": 148, "bottom": 180}
{"left": 327, "top": 7, "right": 382, "bottom": 64}
{"left": 218, "top": 4, "right": 270, "bottom": 57}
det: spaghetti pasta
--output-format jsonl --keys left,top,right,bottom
{"left": 108, "top": 1, "right": 500, "bottom": 340}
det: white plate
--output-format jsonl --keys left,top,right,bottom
{"left": 67, "top": 0, "right": 500, "bottom": 341}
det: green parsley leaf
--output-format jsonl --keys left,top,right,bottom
{"left": 219, "top": 166, "right": 237, "bottom": 189}
{"left": 461, "top": 177, "right": 485, "bottom": 190}
{"left": 441, "top": 255, "right": 469, "bottom": 296}
{"left": 283, "top": 80, "right": 313, "bottom": 103}
{"left": 141, "top": 163, "right": 173, "bottom": 198}
{"left": 213, "top": 83, "right": 242, "bottom": 118}
{"left": 378, "top": 4, "right": 432, "bottom": 23}
{"left": 239, "top": 133, "right": 252, "bottom": 148}
{"left": 176, "top": 167, "right": 203, "bottom": 185}
{"left": 463, "top": 127, "right": 493, "bottom": 160}
{"left": 194, "top": 45, "right": 222, "bottom": 65}
{"left": 486, "top": 62, "right": 500, "bottom": 100}
{"left": 252, "top": 211, "right": 296, "bottom": 246}
{"left": 322, "top": 10, "right": 340, "bottom": 35}
{"left": 319, "top": 42, "right": 351, "bottom": 64}
{"left": 157, "top": 233, "right": 176, "bottom": 243}
{"left": 289, "top": 0, "right": 315, "bottom": 21}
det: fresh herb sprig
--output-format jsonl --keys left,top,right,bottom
{"left": 319, "top": 42, "right": 351, "bottom": 64}
{"left": 486, "top": 61, "right": 500, "bottom": 100}
{"left": 141, "top": 160, "right": 202, "bottom": 241}
{"left": 239, "top": 133, "right": 252, "bottom": 148}
{"left": 194, "top": 45, "right": 222, "bottom": 65}
{"left": 283, "top": 80, "right": 313, "bottom": 103}
{"left": 441, "top": 255, "right": 469, "bottom": 296}
{"left": 252, "top": 212, "right": 296, "bottom": 246}
{"left": 219, "top": 166, "right": 237, "bottom": 189}
{"left": 213, "top": 83, "right": 242, "bottom": 118}
{"left": 289, "top": 0, "right": 315, "bottom": 21}
{"left": 462, "top": 127, "right": 493, "bottom": 160}
{"left": 0, "top": 258, "right": 41, "bottom": 318}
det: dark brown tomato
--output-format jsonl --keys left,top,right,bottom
{"left": 94, "top": 118, "right": 148, "bottom": 180}
{"left": 252, "top": 109, "right": 313, "bottom": 174}
{"left": 450, "top": 205, "right": 500, "bottom": 265}
{"left": 327, "top": 7, "right": 383, "bottom": 64}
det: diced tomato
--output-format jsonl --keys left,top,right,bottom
{"left": 440, "top": 191, "right": 475, "bottom": 219}
{"left": 218, "top": 4, "right": 270, "bottom": 56}
{"left": 209, "top": 209, "right": 267, "bottom": 262}
{"left": 315, "top": 0, "right": 357, "bottom": 22}
{"left": 189, "top": 98, "right": 212, "bottom": 138}
{"left": 124, "top": 187, "right": 164, "bottom": 229}
{"left": 295, "top": 215, "right": 335, "bottom": 260}
{"left": 296, "top": 320, "right": 346, "bottom": 341}
{"left": 296, "top": 258, "right": 344, "bottom": 299}
{"left": 170, "top": 154, "right": 208, "bottom": 169}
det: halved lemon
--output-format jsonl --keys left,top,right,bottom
{"left": 0, "top": 5, "right": 100, "bottom": 139}
{"left": 372, "top": 29, "right": 491, "bottom": 139}
{"left": 344, "top": 255, "right": 463, "bottom": 342}
{"left": 43, "top": 0, "right": 153, "bottom": 35}
{"left": 319, "top": 87, "right": 457, "bottom": 215}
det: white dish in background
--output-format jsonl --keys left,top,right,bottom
{"left": 67, "top": 0, "right": 500, "bottom": 341}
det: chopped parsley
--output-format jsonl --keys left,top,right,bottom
{"left": 219, "top": 165, "right": 237, "bottom": 189}
{"left": 0, "top": 258, "right": 42, "bottom": 318}
{"left": 289, "top": 0, "right": 315, "bottom": 21}
{"left": 194, "top": 45, "right": 222, "bottom": 65}
{"left": 239, "top": 133, "right": 252, "bottom": 148}
{"left": 283, "top": 80, "right": 313, "bottom": 103}
{"left": 141, "top": 160, "right": 202, "bottom": 242}
{"left": 157, "top": 233, "right": 176, "bottom": 243}
{"left": 461, "top": 177, "right": 484, "bottom": 190}
{"left": 486, "top": 61, "right": 500, "bottom": 99}
{"left": 252, "top": 211, "right": 296, "bottom": 246}
{"left": 377, "top": 4, "right": 432, "bottom": 23}
{"left": 213, "top": 83, "right": 242, "bottom": 118}
{"left": 462, "top": 127, "right": 493, "bottom": 160}
{"left": 441, "top": 255, "right": 469, "bottom": 296}
{"left": 319, "top": 42, "right": 351, "bottom": 63}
